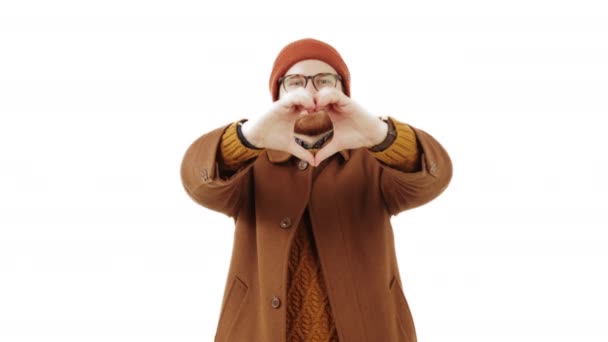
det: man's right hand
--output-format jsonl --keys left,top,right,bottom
{"left": 240, "top": 88, "right": 316, "bottom": 165}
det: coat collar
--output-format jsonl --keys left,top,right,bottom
{"left": 266, "top": 149, "right": 350, "bottom": 163}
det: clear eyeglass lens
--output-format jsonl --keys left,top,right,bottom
{"left": 313, "top": 74, "right": 337, "bottom": 89}
{"left": 284, "top": 75, "right": 307, "bottom": 90}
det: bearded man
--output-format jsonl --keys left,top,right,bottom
{"left": 181, "top": 38, "right": 452, "bottom": 342}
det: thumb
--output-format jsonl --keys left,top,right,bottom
{"left": 313, "top": 139, "right": 341, "bottom": 166}
{"left": 287, "top": 142, "right": 315, "bottom": 166}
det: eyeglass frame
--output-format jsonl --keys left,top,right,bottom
{"left": 278, "top": 73, "right": 344, "bottom": 92}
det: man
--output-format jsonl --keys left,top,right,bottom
{"left": 181, "top": 38, "right": 452, "bottom": 342}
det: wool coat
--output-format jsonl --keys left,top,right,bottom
{"left": 180, "top": 122, "right": 452, "bottom": 342}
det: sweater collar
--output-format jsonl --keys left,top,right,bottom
{"left": 294, "top": 130, "right": 334, "bottom": 149}
{"left": 266, "top": 132, "right": 350, "bottom": 163}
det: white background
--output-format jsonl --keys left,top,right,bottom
{"left": 1, "top": 0, "right": 607, "bottom": 341}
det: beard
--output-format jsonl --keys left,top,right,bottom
{"left": 293, "top": 110, "right": 333, "bottom": 136}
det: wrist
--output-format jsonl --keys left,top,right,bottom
{"left": 238, "top": 120, "right": 263, "bottom": 150}
{"left": 369, "top": 117, "right": 389, "bottom": 146}
{"left": 369, "top": 116, "right": 397, "bottom": 152}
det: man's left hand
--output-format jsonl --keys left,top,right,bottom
{"left": 312, "top": 88, "right": 388, "bottom": 166}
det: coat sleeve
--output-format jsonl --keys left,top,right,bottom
{"left": 378, "top": 126, "right": 452, "bottom": 216}
{"left": 180, "top": 123, "right": 256, "bottom": 218}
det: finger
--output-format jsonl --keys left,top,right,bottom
{"left": 315, "top": 88, "right": 346, "bottom": 110}
{"left": 284, "top": 89, "right": 315, "bottom": 112}
{"left": 287, "top": 142, "right": 315, "bottom": 165}
{"left": 313, "top": 140, "right": 341, "bottom": 166}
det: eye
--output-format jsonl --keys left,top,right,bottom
{"left": 288, "top": 80, "right": 304, "bottom": 86}
{"left": 285, "top": 75, "right": 305, "bottom": 87}
{"left": 315, "top": 75, "right": 336, "bottom": 87}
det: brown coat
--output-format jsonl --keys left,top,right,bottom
{"left": 180, "top": 122, "right": 452, "bottom": 342}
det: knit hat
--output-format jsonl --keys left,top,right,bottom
{"left": 269, "top": 38, "right": 351, "bottom": 101}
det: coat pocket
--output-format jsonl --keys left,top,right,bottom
{"left": 389, "top": 275, "right": 417, "bottom": 342}
{"left": 215, "top": 276, "right": 249, "bottom": 342}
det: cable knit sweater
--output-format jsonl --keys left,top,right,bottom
{"left": 217, "top": 117, "right": 420, "bottom": 341}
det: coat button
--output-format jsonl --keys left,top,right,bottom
{"left": 271, "top": 296, "right": 281, "bottom": 309}
{"left": 280, "top": 217, "right": 292, "bottom": 229}
{"left": 298, "top": 160, "right": 308, "bottom": 170}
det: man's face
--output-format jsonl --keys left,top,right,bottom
{"left": 279, "top": 60, "right": 344, "bottom": 136}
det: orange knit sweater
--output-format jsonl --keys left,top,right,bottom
{"left": 217, "top": 118, "right": 420, "bottom": 341}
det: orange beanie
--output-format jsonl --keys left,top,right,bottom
{"left": 268, "top": 38, "right": 351, "bottom": 101}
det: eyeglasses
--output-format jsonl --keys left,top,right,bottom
{"left": 278, "top": 73, "right": 343, "bottom": 92}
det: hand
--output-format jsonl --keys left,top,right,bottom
{"left": 312, "top": 88, "right": 388, "bottom": 166}
{"left": 240, "top": 88, "right": 316, "bottom": 165}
